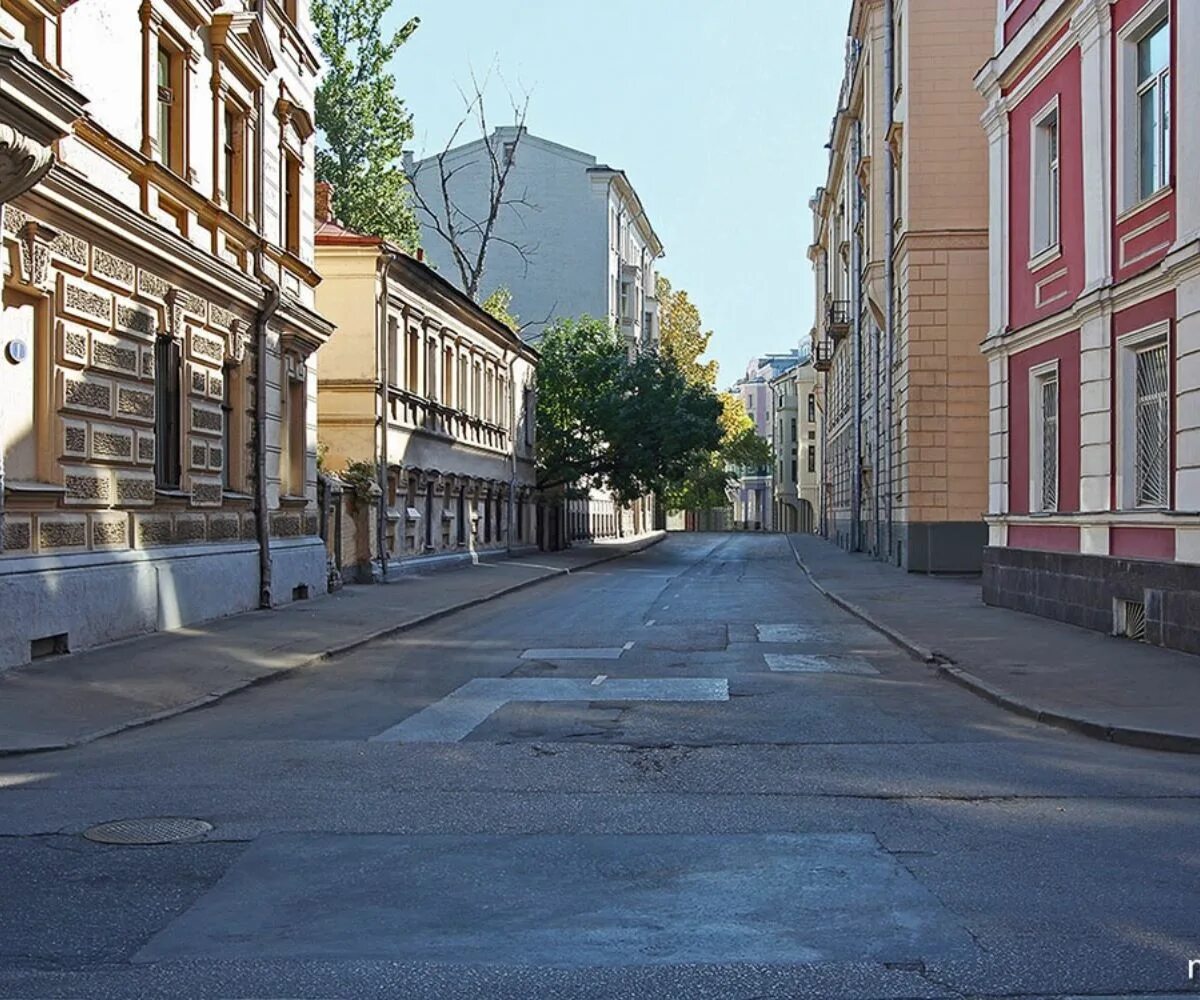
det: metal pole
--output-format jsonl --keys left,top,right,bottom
{"left": 884, "top": 0, "right": 897, "bottom": 564}
{"left": 850, "top": 119, "right": 864, "bottom": 553}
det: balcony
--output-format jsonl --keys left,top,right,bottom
{"left": 826, "top": 299, "right": 851, "bottom": 342}
{"left": 813, "top": 340, "right": 833, "bottom": 372}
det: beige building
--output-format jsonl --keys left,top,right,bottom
{"left": 0, "top": 1, "right": 333, "bottom": 669}
{"left": 771, "top": 361, "right": 821, "bottom": 533}
{"left": 809, "top": 0, "right": 992, "bottom": 572}
{"left": 314, "top": 186, "right": 539, "bottom": 578}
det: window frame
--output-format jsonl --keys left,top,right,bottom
{"left": 154, "top": 335, "right": 182, "bottom": 489}
{"left": 1029, "top": 96, "right": 1061, "bottom": 264}
{"left": 1028, "top": 359, "right": 1060, "bottom": 513}
{"left": 283, "top": 150, "right": 302, "bottom": 255}
{"left": 1117, "top": 3, "right": 1172, "bottom": 213}
{"left": 1115, "top": 321, "right": 1172, "bottom": 510}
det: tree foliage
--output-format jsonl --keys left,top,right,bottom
{"left": 481, "top": 286, "right": 519, "bottom": 331}
{"left": 535, "top": 317, "right": 723, "bottom": 504}
{"left": 656, "top": 275, "right": 718, "bottom": 388}
{"left": 313, "top": 1, "right": 421, "bottom": 251}
{"left": 662, "top": 392, "right": 773, "bottom": 511}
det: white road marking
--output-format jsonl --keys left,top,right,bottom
{"left": 622, "top": 641, "right": 635, "bottom": 651}
{"left": 764, "top": 654, "right": 880, "bottom": 676}
{"left": 371, "top": 677, "right": 730, "bottom": 743}
{"left": 756, "top": 623, "right": 861, "bottom": 643}
{"left": 645, "top": 619, "right": 656, "bottom": 627}
{"left": 591, "top": 674, "right": 607, "bottom": 686}
{"left": 520, "top": 646, "right": 628, "bottom": 660}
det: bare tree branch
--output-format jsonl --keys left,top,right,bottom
{"left": 407, "top": 62, "right": 538, "bottom": 302}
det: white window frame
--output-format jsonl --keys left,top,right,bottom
{"left": 1028, "top": 96, "right": 1061, "bottom": 266}
{"left": 1028, "top": 359, "right": 1060, "bottom": 513}
{"left": 1115, "top": 320, "right": 1171, "bottom": 510}
{"left": 1116, "top": 2, "right": 1171, "bottom": 215}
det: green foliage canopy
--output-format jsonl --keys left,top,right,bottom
{"left": 656, "top": 274, "right": 718, "bottom": 388}
{"left": 312, "top": 1, "right": 421, "bottom": 251}
{"left": 535, "top": 317, "right": 723, "bottom": 504}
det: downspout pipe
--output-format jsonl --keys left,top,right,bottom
{"left": 884, "top": 0, "right": 897, "bottom": 564}
{"left": 505, "top": 347, "right": 517, "bottom": 556}
{"left": 376, "top": 254, "right": 390, "bottom": 581}
{"left": 253, "top": 281, "right": 280, "bottom": 609}
{"left": 850, "top": 119, "right": 864, "bottom": 553}
{"left": 251, "top": 0, "right": 275, "bottom": 609}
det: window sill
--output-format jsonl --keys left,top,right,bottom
{"left": 1027, "top": 244, "right": 1062, "bottom": 272}
{"left": 1116, "top": 185, "right": 1172, "bottom": 224}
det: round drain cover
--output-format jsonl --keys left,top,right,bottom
{"left": 83, "top": 817, "right": 213, "bottom": 845}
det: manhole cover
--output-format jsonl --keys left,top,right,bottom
{"left": 83, "top": 817, "right": 213, "bottom": 845}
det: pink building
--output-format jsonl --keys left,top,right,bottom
{"left": 976, "top": 0, "right": 1200, "bottom": 652}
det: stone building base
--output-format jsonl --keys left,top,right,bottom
{"left": 0, "top": 538, "right": 327, "bottom": 670}
{"left": 982, "top": 546, "right": 1200, "bottom": 655}
{"left": 826, "top": 516, "right": 987, "bottom": 573}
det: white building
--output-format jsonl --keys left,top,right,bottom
{"left": 407, "top": 128, "right": 664, "bottom": 539}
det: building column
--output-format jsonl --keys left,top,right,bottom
{"left": 979, "top": 85, "right": 1009, "bottom": 339}
{"left": 1173, "top": 0, "right": 1200, "bottom": 248}
{"left": 1073, "top": 0, "right": 1113, "bottom": 292}
{"left": 1078, "top": 307, "right": 1112, "bottom": 521}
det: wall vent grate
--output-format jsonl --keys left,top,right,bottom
{"left": 1115, "top": 599, "right": 1147, "bottom": 642}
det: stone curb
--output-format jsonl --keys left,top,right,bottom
{"left": 1, "top": 533, "right": 666, "bottom": 757}
{"left": 784, "top": 535, "right": 1200, "bottom": 755}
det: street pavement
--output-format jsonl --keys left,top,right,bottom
{"left": 1, "top": 532, "right": 1198, "bottom": 999}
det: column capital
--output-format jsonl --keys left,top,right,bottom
{"left": 0, "top": 125, "right": 53, "bottom": 203}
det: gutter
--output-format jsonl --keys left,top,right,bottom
{"left": 850, "top": 118, "right": 864, "bottom": 553}
{"left": 884, "top": 0, "right": 896, "bottom": 563}
{"left": 377, "top": 252, "right": 390, "bottom": 581}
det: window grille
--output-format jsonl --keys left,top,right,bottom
{"left": 1134, "top": 343, "right": 1169, "bottom": 507}
{"left": 1040, "top": 376, "right": 1058, "bottom": 511}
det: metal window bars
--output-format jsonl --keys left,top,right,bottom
{"left": 1135, "top": 343, "right": 1169, "bottom": 508}
{"left": 1040, "top": 376, "right": 1058, "bottom": 511}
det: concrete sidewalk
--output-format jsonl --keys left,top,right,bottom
{"left": 788, "top": 533, "right": 1200, "bottom": 753}
{"left": 0, "top": 534, "right": 665, "bottom": 755}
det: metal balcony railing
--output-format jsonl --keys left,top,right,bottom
{"left": 813, "top": 340, "right": 833, "bottom": 372}
{"left": 826, "top": 299, "right": 851, "bottom": 341}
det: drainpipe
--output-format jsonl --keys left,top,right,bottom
{"left": 252, "top": 281, "right": 280, "bottom": 609}
{"left": 505, "top": 347, "right": 518, "bottom": 555}
{"left": 850, "top": 119, "right": 864, "bottom": 553}
{"left": 884, "top": 0, "right": 897, "bottom": 563}
{"left": 376, "top": 255, "right": 389, "bottom": 581}
{"left": 251, "top": 0, "right": 275, "bottom": 609}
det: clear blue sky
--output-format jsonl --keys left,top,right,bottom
{"left": 385, "top": 1, "right": 849, "bottom": 389}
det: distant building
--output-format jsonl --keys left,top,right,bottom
{"left": 975, "top": 0, "right": 1200, "bottom": 653}
{"left": 406, "top": 129, "right": 662, "bottom": 542}
{"left": 731, "top": 350, "right": 806, "bottom": 531}
{"left": 771, "top": 362, "right": 821, "bottom": 533}
{"left": 314, "top": 185, "right": 540, "bottom": 578}
{"left": 809, "top": 0, "right": 992, "bottom": 572}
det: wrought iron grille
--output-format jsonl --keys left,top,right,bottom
{"left": 1135, "top": 343, "right": 1169, "bottom": 508}
{"left": 1040, "top": 376, "right": 1058, "bottom": 511}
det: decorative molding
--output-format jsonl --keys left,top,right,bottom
{"left": 0, "top": 124, "right": 53, "bottom": 204}
{"left": 16, "top": 219, "right": 58, "bottom": 290}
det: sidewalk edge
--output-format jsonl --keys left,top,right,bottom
{"left": 1, "top": 533, "right": 666, "bottom": 757}
{"left": 784, "top": 534, "right": 1200, "bottom": 755}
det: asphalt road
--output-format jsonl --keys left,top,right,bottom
{"left": 1, "top": 533, "right": 1198, "bottom": 1000}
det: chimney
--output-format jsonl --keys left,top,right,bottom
{"left": 315, "top": 180, "right": 334, "bottom": 225}
{"left": 416, "top": 247, "right": 425, "bottom": 263}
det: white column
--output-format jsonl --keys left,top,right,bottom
{"left": 1074, "top": 0, "right": 1113, "bottom": 292}
{"left": 980, "top": 90, "right": 1010, "bottom": 338}
{"left": 987, "top": 352, "right": 1009, "bottom": 516}
{"left": 1173, "top": 0, "right": 1200, "bottom": 247}
{"left": 1175, "top": 272, "right": 1200, "bottom": 508}
{"left": 1078, "top": 308, "right": 1112, "bottom": 513}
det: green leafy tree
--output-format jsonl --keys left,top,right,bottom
{"left": 662, "top": 392, "right": 772, "bottom": 511}
{"left": 535, "top": 317, "right": 723, "bottom": 503}
{"left": 312, "top": 1, "right": 421, "bottom": 250}
{"left": 481, "top": 287, "right": 519, "bottom": 332}
{"left": 657, "top": 274, "right": 718, "bottom": 388}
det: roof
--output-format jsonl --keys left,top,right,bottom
{"left": 315, "top": 217, "right": 381, "bottom": 247}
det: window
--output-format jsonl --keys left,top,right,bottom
{"left": 406, "top": 329, "right": 419, "bottom": 393}
{"left": 156, "top": 43, "right": 184, "bottom": 172}
{"left": 1135, "top": 17, "right": 1170, "bottom": 201}
{"left": 502, "top": 142, "right": 516, "bottom": 167}
{"left": 154, "top": 336, "right": 181, "bottom": 488}
{"left": 222, "top": 364, "right": 245, "bottom": 491}
{"left": 498, "top": 375, "right": 508, "bottom": 430}
{"left": 222, "top": 103, "right": 248, "bottom": 218}
{"left": 1117, "top": 326, "right": 1171, "bottom": 509}
{"left": 619, "top": 279, "right": 631, "bottom": 321}
{"left": 807, "top": 445, "right": 816, "bottom": 474}
{"left": 443, "top": 345, "right": 454, "bottom": 406}
{"left": 283, "top": 152, "right": 301, "bottom": 254}
{"left": 791, "top": 458, "right": 797, "bottom": 482}
{"left": 1134, "top": 342, "right": 1170, "bottom": 507}
{"left": 790, "top": 417, "right": 797, "bottom": 441}
{"left": 457, "top": 488, "right": 466, "bottom": 545}
{"left": 283, "top": 0, "right": 298, "bottom": 22}
{"left": 285, "top": 368, "right": 306, "bottom": 496}
{"left": 807, "top": 393, "right": 816, "bottom": 422}
{"left": 1032, "top": 103, "right": 1060, "bottom": 255}
{"left": 458, "top": 354, "right": 469, "bottom": 410}
{"left": 1029, "top": 364, "right": 1059, "bottom": 512}
{"left": 523, "top": 386, "right": 533, "bottom": 447}
{"left": 473, "top": 363, "right": 482, "bottom": 418}
{"left": 426, "top": 338, "right": 438, "bottom": 400}
{"left": 386, "top": 318, "right": 399, "bottom": 387}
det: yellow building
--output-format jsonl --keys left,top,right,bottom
{"left": 314, "top": 185, "right": 539, "bottom": 579}
{"left": 0, "top": 1, "right": 333, "bottom": 668}
{"left": 809, "top": 0, "right": 992, "bottom": 571}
